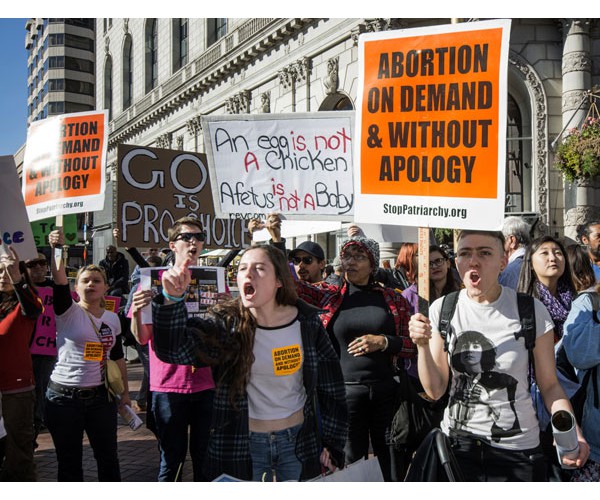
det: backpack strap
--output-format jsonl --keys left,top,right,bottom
{"left": 580, "top": 291, "right": 600, "bottom": 324}
{"left": 514, "top": 292, "right": 536, "bottom": 386}
{"left": 438, "top": 291, "right": 460, "bottom": 353}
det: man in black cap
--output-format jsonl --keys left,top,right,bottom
{"left": 289, "top": 241, "right": 326, "bottom": 284}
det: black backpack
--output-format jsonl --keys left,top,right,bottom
{"left": 439, "top": 290, "right": 536, "bottom": 361}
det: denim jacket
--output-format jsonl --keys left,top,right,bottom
{"left": 562, "top": 290, "right": 600, "bottom": 463}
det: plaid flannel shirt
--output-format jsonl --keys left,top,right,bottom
{"left": 151, "top": 296, "right": 348, "bottom": 481}
{"left": 295, "top": 279, "right": 417, "bottom": 359}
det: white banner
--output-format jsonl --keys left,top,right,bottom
{"left": 202, "top": 112, "right": 355, "bottom": 220}
{"left": 0, "top": 156, "right": 38, "bottom": 260}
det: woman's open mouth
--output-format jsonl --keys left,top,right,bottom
{"left": 243, "top": 282, "right": 256, "bottom": 299}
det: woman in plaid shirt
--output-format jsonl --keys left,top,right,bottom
{"left": 150, "top": 244, "right": 348, "bottom": 481}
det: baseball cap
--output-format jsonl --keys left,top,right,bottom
{"left": 289, "top": 241, "right": 325, "bottom": 261}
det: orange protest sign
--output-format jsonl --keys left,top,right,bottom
{"left": 354, "top": 20, "right": 511, "bottom": 231}
{"left": 22, "top": 110, "right": 108, "bottom": 222}
{"left": 361, "top": 28, "right": 501, "bottom": 199}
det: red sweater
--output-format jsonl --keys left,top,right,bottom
{"left": 0, "top": 284, "right": 42, "bottom": 393}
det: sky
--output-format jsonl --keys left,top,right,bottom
{"left": 0, "top": 17, "right": 28, "bottom": 156}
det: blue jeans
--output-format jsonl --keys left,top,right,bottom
{"left": 249, "top": 423, "right": 303, "bottom": 482}
{"left": 45, "top": 384, "right": 120, "bottom": 481}
{"left": 152, "top": 390, "right": 214, "bottom": 482}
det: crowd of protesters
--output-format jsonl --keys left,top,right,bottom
{"left": 1, "top": 216, "right": 599, "bottom": 483}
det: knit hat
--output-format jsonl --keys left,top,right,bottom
{"left": 341, "top": 237, "right": 380, "bottom": 272}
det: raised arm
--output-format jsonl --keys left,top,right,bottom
{"left": 408, "top": 312, "right": 450, "bottom": 401}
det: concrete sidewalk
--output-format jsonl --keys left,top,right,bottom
{"left": 34, "top": 361, "right": 194, "bottom": 482}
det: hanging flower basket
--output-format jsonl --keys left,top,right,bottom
{"left": 555, "top": 115, "right": 600, "bottom": 183}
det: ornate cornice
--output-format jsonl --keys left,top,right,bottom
{"left": 186, "top": 116, "right": 202, "bottom": 135}
{"left": 351, "top": 18, "right": 407, "bottom": 44}
{"left": 226, "top": 90, "right": 251, "bottom": 114}
{"left": 108, "top": 18, "right": 314, "bottom": 150}
{"left": 156, "top": 132, "right": 172, "bottom": 149}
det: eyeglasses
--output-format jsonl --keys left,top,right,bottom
{"left": 341, "top": 253, "right": 369, "bottom": 262}
{"left": 429, "top": 257, "right": 446, "bottom": 268}
{"left": 175, "top": 231, "right": 206, "bottom": 243}
{"left": 26, "top": 259, "right": 48, "bottom": 269}
{"left": 292, "top": 256, "right": 314, "bottom": 265}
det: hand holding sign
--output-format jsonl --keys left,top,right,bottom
{"left": 161, "top": 258, "right": 192, "bottom": 301}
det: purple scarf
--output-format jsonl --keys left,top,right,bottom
{"left": 536, "top": 281, "right": 575, "bottom": 343}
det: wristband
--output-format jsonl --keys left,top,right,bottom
{"left": 380, "top": 335, "right": 389, "bottom": 352}
{"left": 162, "top": 289, "right": 185, "bottom": 303}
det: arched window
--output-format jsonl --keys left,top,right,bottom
{"left": 172, "top": 18, "right": 188, "bottom": 73}
{"left": 505, "top": 84, "right": 533, "bottom": 214}
{"left": 104, "top": 55, "right": 113, "bottom": 120}
{"left": 145, "top": 19, "right": 158, "bottom": 93}
{"left": 122, "top": 35, "right": 133, "bottom": 110}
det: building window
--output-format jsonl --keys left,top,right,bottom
{"left": 122, "top": 35, "right": 133, "bottom": 110}
{"left": 505, "top": 93, "right": 533, "bottom": 214}
{"left": 65, "top": 33, "right": 94, "bottom": 52}
{"left": 49, "top": 33, "right": 65, "bottom": 46}
{"left": 207, "top": 18, "right": 227, "bottom": 47}
{"left": 145, "top": 19, "right": 158, "bottom": 93}
{"left": 172, "top": 18, "right": 188, "bottom": 73}
{"left": 48, "top": 101, "right": 65, "bottom": 115}
{"left": 48, "top": 79, "right": 65, "bottom": 92}
{"left": 48, "top": 56, "right": 65, "bottom": 69}
{"left": 104, "top": 56, "right": 113, "bottom": 120}
{"left": 64, "top": 56, "right": 94, "bottom": 74}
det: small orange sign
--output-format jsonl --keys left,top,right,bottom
{"left": 23, "top": 111, "right": 107, "bottom": 207}
{"left": 360, "top": 27, "right": 503, "bottom": 199}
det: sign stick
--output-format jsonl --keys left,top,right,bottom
{"left": 417, "top": 227, "right": 430, "bottom": 315}
{"left": 54, "top": 214, "right": 64, "bottom": 270}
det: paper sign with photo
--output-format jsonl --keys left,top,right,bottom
{"left": 139, "top": 266, "right": 226, "bottom": 324}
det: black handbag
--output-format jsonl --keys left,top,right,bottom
{"left": 389, "top": 368, "right": 447, "bottom": 453}
{"left": 404, "top": 428, "right": 464, "bottom": 482}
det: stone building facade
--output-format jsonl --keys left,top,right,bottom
{"left": 91, "top": 18, "right": 600, "bottom": 261}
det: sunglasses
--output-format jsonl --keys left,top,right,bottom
{"left": 175, "top": 231, "right": 206, "bottom": 243}
{"left": 26, "top": 259, "right": 48, "bottom": 269}
{"left": 292, "top": 256, "right": 314, "bottom": 265}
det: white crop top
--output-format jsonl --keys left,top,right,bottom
{"left": 247, "top": 317, "right": 306, "bottom": 420}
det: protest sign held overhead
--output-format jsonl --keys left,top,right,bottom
{"left": 202, "top": 112, "right": 354, "bottom": 220}
{"left": 22, "top": 110, "right": 108, "bottom": 222}
{"left": 354, "top": 19, "right": 511, "bottom": 230}
{"left": 116, "top": 144, "right": 251, "bottom": 249}
{"left": 0, "top": 156, "right": 38, "bottom": 260}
